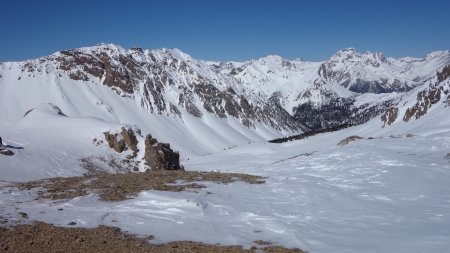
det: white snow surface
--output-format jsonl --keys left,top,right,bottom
{"left": 0, "top": 46, "right": 450, "bottom": 252}
{"left": 1, "top": 100, "right": 450, "bottom": 252}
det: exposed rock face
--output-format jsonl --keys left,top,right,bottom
{"left": 120, "top": 128, "right": 139, "bottom": 155}
{"left": 403, "top": 86, "right": 442, "bottom": 121}
{"left": 103, "top": 127, "right": 182, "bottom": 171}
{"left": 144, "top": 135, "right": 182, "bottom": 171}
{"left": 374, "top": 64, "right": 450, "bottom": 125}
{"left": 437, "top": 65, "right": 450, "bottom": 82}
{"left": 381, "top": 107, "right": 399, "bottom": 127}
{"left": 402, "top": 66, "right": 449, "bottom": 122}
{"left": 48, "top": 45, "right": 306, "bottom": 132}
{"left": 104, "top": 131, "right": 127, "bottom": 153}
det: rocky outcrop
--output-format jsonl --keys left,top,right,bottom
{"left": 402, "top": 66, "right": 450, "bottom": 122}
{"left": 374, "top": 65, "right": 450, "bottom": 125}
{"left": 437, "top": 65, "right": 450, "bottom": 82}
{"left": 381, "top": 107, "right": 399, "bottom": 127}
{"left": 120, "top": 128, "right": 139, "bottom": 155}
{"left": 403, "top": 85, "right": 442, "bottom": 122}
{"left": 144, "top": 135, "right": 182, "bottom": 171}
{"left": 104, "top": 127, "right": 140, "bottom": 155}
{"left": 104, "top": 131, "right": 127, "bottom": 153}
{"left": 103, "top": 127, "right": 182, "bottom": 171}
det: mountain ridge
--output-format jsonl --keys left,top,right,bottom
{"left": 1, "top": 44, "right": 449, "bottom": 136}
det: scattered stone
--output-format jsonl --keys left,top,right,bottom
{"left": 67, "top": 221, "right": 77, "bottom": 226}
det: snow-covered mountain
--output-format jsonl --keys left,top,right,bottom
{"left": 0, "top": 44, "right": 449, "bottom": 171}
{"left": 1, "top": 44, "right": 450, "bottom": 252}
{"left": 1, "top": 44, "right": 448, "bottom": 132}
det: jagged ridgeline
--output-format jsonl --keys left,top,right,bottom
{"left": 2, "top": 44, "right": 450, "bottom": 135}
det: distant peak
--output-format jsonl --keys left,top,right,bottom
{"left": 148, "top": 48, "right": 193, "bottom": 61}
{"left": 171, "top": 48, "right": 193, "bottom": 60}
{"left": 331, "top": 48, "right": 360, "bottom": 60}
{"left": 258, "top": 55, "right": 284, "bottom": 62}
{"left": 90, "top": 43, "right": 125, "bottom": 52}
{"left": 340, "top": 47, "right": 357, "bottom": 52}
{"left": 425, "top": 50, "right": 450, "bottom": 60}
{"left": 56, "top": 43, "right": 126, "bottom": 56}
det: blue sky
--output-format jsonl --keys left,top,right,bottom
{"left": 1, "top": 0, "right": 450, "bottom": 61}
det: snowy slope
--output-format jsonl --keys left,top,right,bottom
{"left": 0, "top": 45, "right": 450, "bottom": 252}
{"left": 1, "top": 44, "right": 449, "bottom": 179}
{"left": 1, "top": 93, "right": 449, "bottom": 252}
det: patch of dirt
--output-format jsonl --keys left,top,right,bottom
{"left": 80, "top": 156, "right": 133, "bottom": 175}
{"left": 14, "top": 171, "right": 266, "bottom": 202}
{"left": 0, "top": 222, "right": 304, "bottom": 253}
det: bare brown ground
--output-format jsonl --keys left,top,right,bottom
{"left": 0, "top": 222, "right": 304, "bottom": 253}
{"left": 14, "top": 170, "right": 266, "bottom": 201}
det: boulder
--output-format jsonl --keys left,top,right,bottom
{"left": 144, "top": 135, "right": 182, "bottom": 171}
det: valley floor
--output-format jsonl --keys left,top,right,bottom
{"left": 1, "top": 121, "right": 449, "bottom": 253}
